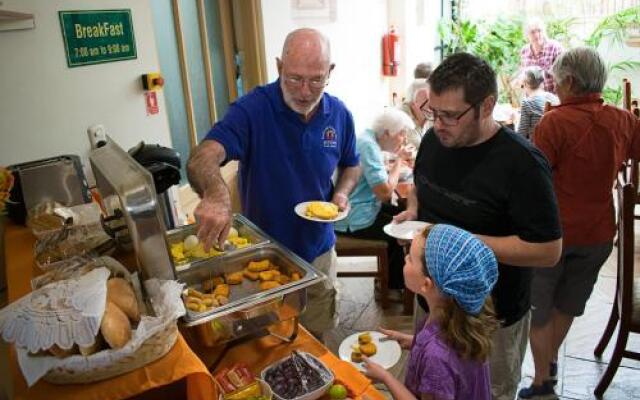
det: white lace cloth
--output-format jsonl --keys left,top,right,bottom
{"left": 0, "top": 267, "right": 110, "bottom": 353}
{"left": 16, "top": 278, "right": 185, "bottom": 386}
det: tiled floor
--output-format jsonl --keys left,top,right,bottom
{"left": 330, "top": 249, "right": 640, "bottom": 400}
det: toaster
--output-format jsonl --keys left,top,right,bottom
{"left": 7, "top": 155, "right": 92, "bottom": 224}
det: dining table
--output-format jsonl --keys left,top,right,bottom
{"left": 3, "top": 221, "right": 387, "bottom": 400}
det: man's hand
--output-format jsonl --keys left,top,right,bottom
{"left": 187, "top": 140, "right": 233, "bottom": 252}
{"left": 393, "top": 209, "right": 417, "bottom": 224}
{"left": 332, "top": 192, "right": 350, "bottom": 212}
{"left": 194, "top": 196, "right": 232, "bottom": 252}
{"left": 333, "top": 165, "right": 361, "bottom": 211}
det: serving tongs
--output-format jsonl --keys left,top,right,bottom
{"left": 212, "top": 241, "right": 236, "bottom": 253}
{"left": 291, "top": 350, "right": 311, "bottom": 392}
{"left": 291, "top": 350, "right": 324, "bottom": 391}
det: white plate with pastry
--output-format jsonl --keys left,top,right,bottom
{"left": 383, "top": 221, "right": 431, "bottom": 241}
{"left": 294, "top": 201, "right": 348, "bottom": 223}
{"left": 338, "top": 331, "right": 402, "bottom": 371}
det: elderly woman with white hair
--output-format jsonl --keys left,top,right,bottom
{"left": 335, "top": 108, "right": 414, "bottom": 293}
{"left": 519, "top": 47, "right": 640, "bottom": 400}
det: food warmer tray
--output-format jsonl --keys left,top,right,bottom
{"left": 178, "top": 243, "right": 326, "bottom": 346}
{"left": 166, "top": 214, "right": 270, "bottom": 272}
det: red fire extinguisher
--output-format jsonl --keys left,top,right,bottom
{"left": 382, "top": 26, "right": 399, "bottom": 76}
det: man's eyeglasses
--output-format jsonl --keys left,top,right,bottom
{"left": 419, "top": 98, "right": 481, "bottom": 126}
{"left": 283, "top": 75, "right": 329, "bottom": 90}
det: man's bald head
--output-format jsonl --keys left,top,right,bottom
{"left": 281, "top": 28, "right": 331, "bottom": 67}
{"left": 277, "top": 28, "right": 334, "bottom": 120}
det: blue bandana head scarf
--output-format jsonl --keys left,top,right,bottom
{"left": 425, "top": 224, "right": 498, "bottom": 315}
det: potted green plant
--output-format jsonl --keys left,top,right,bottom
{"left": 586, "top": 6, "right": 640, "bottom": 105}
{"left": 438, "top": 17, "right": 526, "bottom": 106}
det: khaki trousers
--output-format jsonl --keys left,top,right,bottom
{"left": 299, "top": 247, "right": 337, "bottom": 337}
{"left": 490, "top": 311, "right": 531, "bottom": 400}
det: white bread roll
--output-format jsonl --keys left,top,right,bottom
{"left": 106, "top": 277, "right": 140, "bottom": 322}
{"left": 100, "top": 301, "right": 132, "bottom": 349}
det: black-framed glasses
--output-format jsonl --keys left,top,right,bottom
{"left": 283, "top": 75, "right": 329, "bottom": 90}
{"left": 419, "top": 98, "right": 481, "bottom": 126}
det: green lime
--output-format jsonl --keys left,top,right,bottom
{"left": 329, "top": 384, "right": 348, "bottom": 400}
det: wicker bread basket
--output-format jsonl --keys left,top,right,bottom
{"left": 43, "top": 322, "right": 178, "bottom": 384}
{"left": 14, "top": 276, "right": 185, "bottom": 386}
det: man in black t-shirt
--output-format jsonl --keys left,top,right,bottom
{"left": 395, "top": 53, "right": 562, "bottom": 400}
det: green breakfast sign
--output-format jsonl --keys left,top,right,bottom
{"left": 59, "top": 9, "right": 137, "bottom": 67}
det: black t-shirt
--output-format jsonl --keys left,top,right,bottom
{"left": 414, "top": 126, "right": 561, "bottom": 326}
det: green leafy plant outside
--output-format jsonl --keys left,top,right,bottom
{"left": 438, "top": 18, "right": 526, "bottom": 105}
{"left": 546, "top": 17, "right": 579, "bottom": 48}
{"left": 586, "top": 6, "right": 640, "bottom": 48}
{"left": 588, "top": 7, "right": 640, "bottom": 104}
{"left": 437, "top": 6, "right": 640, "bottom": 106}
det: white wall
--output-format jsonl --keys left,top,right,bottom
{"left": 261, "top": 0, "right": 388, "bottom": 133}
{"left": 392, "top": 0, "right": 441, "bottom": 100}
{"left": 599, "top": 40, "right": 640, "bottom": 98}
{"left": 260, "top": 0, "right": 440, "bottom": 133}
{"left": 0, "top": 0, "right": 170, "bottom": 182}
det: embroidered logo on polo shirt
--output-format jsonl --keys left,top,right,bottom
{"left": 322, "top": 126, "right": 337, "bottom": 148}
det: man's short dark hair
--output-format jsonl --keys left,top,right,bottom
{"left": 428, "top": 53, "right": 498, "bottom": 107}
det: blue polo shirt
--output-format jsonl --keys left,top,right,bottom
{"left": 334, "top": 129, "right": 387, "bottom": 232}
{"left": 203, "top": 80, "right": 359, "bottom": 262}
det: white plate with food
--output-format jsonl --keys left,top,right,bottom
{"left": 383, "top": 221, "right": 431, "bottom": 241}
{"left": 338, "top": 331, "right": 402, "bottom": 371}
{"left": 295, "top": 201, "right": 348, "bottom": 223}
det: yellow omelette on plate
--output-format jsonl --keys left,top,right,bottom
{"left": 305, "top": 201, "right": 339, "bottom": 220}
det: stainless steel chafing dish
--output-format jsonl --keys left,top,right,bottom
{"left": 90, "top": 137, "right": 326, "bottom": 346}
{"left": 178, "top": 244, "right": 323, "bottom": 346}
{"left": 166, "top": 214, "right": 270, "bottom": 272}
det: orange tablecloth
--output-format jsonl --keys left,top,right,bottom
{"left": 4, "top": 223, "right": 385, "bottom": 400}
{"left": 3, "top": 223, "right": 217, "bottom": 400}
{"left": 213, "top": 324, "right": 385, "bottom": 400}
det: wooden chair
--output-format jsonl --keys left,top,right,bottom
{"left": 621, "top": 78, "right": 639, "bottom": 118}
{"left": 618, "top": 80, "right": 640, "bottom": 218}
{"left": 335, "top": 235, "right": 389, "bottom": 309}
{"left": 623, "top": 78, "right": 632, "bottom": 113}
{"left": 593, "top": 175, "right": 640, "bottom": 397}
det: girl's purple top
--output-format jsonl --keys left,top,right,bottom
{"left": 404, "top": 320, "right": 491, "bottom": 400}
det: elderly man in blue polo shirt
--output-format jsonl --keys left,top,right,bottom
{"left": 187, "top": 28, "right": 361, "bottom": 338}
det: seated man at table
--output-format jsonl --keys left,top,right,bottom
{"left": 520, "top": 47, "right": 640, "bottom": 400}
{"left": 334, "top": 108, "right": 414, "bottom": 295}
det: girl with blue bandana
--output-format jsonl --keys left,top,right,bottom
{"left": 363, "top": 224, "right": 500, "bottom": 400}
